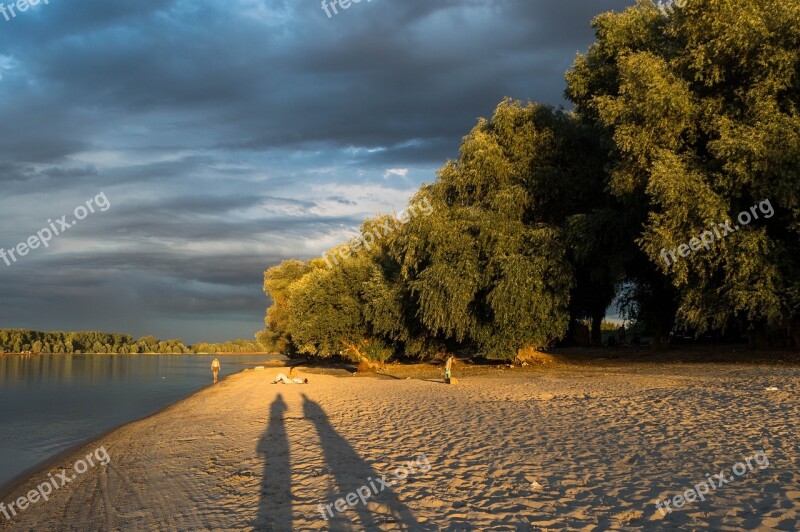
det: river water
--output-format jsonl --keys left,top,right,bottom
{"left": 0, "top": 353, "right": 281, "bottom": 488}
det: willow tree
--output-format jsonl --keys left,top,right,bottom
{"left": 261, "top": 259, "right": 311, "bottom": 354}
{"left": 266, "top": 216, "right": 414, "bottom": 362}
{"left": 282, "top": 254, "right": 373, "bottom": 358}
{"left": 262, "top": 100, "right": 617, "bottom": 359}
{"left": 392, "top": 100, "right": 597, "bottom": 359}
{"left": 567, "top": 0, "right": 800, "bottom": 337}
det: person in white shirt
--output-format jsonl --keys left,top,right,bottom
{"left": 211, "top": 358, "right": 221, "bottom": 383}
{"left": 272, "top": 372, "right": 308, "bottom": 384}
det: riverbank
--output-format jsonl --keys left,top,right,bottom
{"left": 2, "top": 360, "right": 799, "bottom": 530}
{"left": 0, "top": 353, "right": 280, "bottom": 493}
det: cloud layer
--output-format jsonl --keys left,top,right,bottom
{"left": 0, "top": 0, "right": 631, "bottom": 342}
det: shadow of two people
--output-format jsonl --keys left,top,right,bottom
{"left": 256, "top": 393, "right": 424, "bottom": 530}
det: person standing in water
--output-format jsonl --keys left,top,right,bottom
{"left": 211, "top": 358, "right": 221, "bottom": 383}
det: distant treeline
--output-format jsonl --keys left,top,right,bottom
{"left": 0, "top": 330, "right": 264, "bottom": 355}
{"left": 261, "top": 0, "right": 800, "bottom": 362}
{"left": 191, "top": 339, "right": 266, "bottom": 354}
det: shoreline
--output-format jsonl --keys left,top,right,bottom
{"left": 1, "top": 361, "right": 798, "bottom": 529}
{"left": 3, "top": 350, "right": 796, "bottom": 501}
{"left": 0, "top": 364, "right": 270, "bottom": 502}
{"left": 3, "top": 345, "right": 800, "bottom": 365}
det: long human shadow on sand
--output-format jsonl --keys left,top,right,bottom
{"left": 302, "top": 394, "right": 424, "bottom": 530}
{"left": 256, "top": 394, "right": 292, "bottom": 531}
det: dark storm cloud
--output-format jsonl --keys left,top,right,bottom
{"left": 0, "top": 0, "right": 633, "bottom": 342}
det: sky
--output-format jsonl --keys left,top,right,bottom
{"left": 0, "top": 0, "right": 632, "bottom": 344}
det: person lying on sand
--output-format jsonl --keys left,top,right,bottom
{"left": 272, "top": 372, "right": 308, "bottom": 384}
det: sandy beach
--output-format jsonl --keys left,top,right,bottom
{"left": 1, "top": 360, "right": 799, "bottom": 531}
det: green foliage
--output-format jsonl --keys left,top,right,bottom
{"left": 0, "top": 330, "right": 175, "bottom": 354}
{"left": 263, "top": 101, "right": 608, "bottom": 360}
{"left": 261, "top": 0, "right": 800, "bottom": 356}
{"left": 262, "top": 217, "right": 420, "bottom": 361}
{"left": 392, "top": 103, "right": 581, "bottom": 358}
{"left": 191, "top": 339, "right": 264, "bottom": 354}
{"left": 0, "top": 330, "right": 261, "bottom": 355}
{"left": 566, "top": 0, "right": 800, "bottom": 333}
{"left": 260, "top": 259, "right": 312, "bottom": 354}
{"left": 285, "top": 255, "right": 372, "bottom": 358}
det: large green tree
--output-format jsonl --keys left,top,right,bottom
{"left": 260, "top": 0, "right": 800, "bottom": 358}
{"left": 392, "top": 101, "right": 603, "bottom": 358}
{"left": 261, "top": 259, "right": 312, "bottom": 354}
{"left": 567, "top": 0, "right": 800, "bottom": 337}
{"left": 271, "top": 216, "right": 409, "bottom": 362}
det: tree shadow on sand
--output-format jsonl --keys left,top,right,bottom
{"left": 256, "top": 394, "right": 292, "bottom": 531}
{"left": 302, "top": 394, "right": 426, "bottom": 530}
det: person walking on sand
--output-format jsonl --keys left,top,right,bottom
{"left": 211, "top": 358, "right": 221, "bottom": 383}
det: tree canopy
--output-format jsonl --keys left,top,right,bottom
{"left": 566, "top": 0, "right": 800, "bottom": 335}
{"left": 261, "top": 0, "right": 800, "bottom": 360}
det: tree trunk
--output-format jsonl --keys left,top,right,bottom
{"left": 651, "top": 319, "right": 671, "bottom": 351}
{"left": 591, "top": 308, "right": 604, "bottom": 347}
